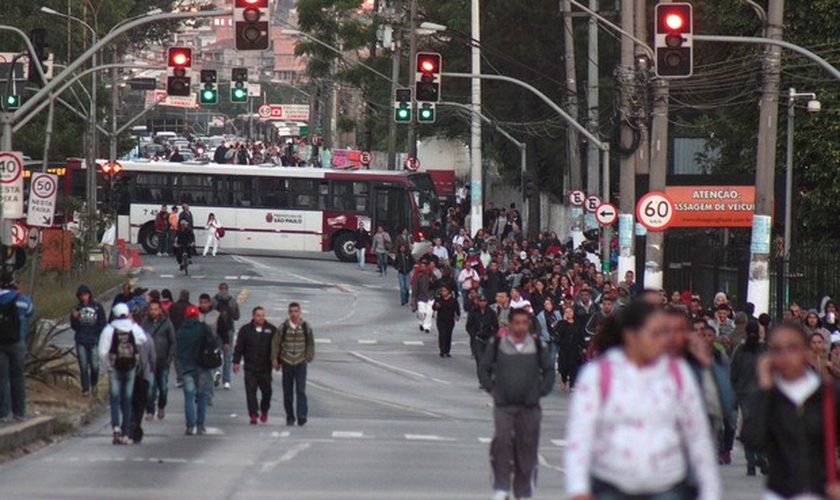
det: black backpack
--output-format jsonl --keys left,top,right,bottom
{"left": 197, "top": 323, "right": 222, "bottom": 369}
{"left": 109, "top": 329, "right": 138, "bottom": 371}
{"left": 0, "top": 294, "right": 20, "bottom": 345}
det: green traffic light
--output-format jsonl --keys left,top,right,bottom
{"left": 200, "top": 89, "right": 217, "bottom": 104}
{"left": 231, "top": 87, "right": 248, "bottom": 103}
{"left": 4, "top": 95, "right": 19, "bottom": 109}
{"left": 394, "top": 107, "right": 410, "bottom": 122}
{"left": 418, "top": 108, "right": 434, "bottom": 122}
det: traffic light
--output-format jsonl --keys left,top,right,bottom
{"left": 234, "top": 0, "right": 270, "bottom": 51}
{"left": 28, "top": 28, "right": 48, "bottom": 85}
{"left": 199, "top": 69, "right": 217, "bottom": 105}
{"left": 394, "top": 88, "right": 411, "bottom": 123}
{"left": 415, "top": 52, "right": 442, "bottom": 102}
{"left": 166, "top": 47, "right": 193, "bottom": 96}
{"left": 654, "top": 3, "right": 693, "bottom": 78}
{"left": 231, "top": 67, "right": 248, "bottom": 102}
{"left": 3, "top": 95, "right": 19, "bottom": 110}
{"left": 524, "top": 175, "right": 535, "bottom": 198}
{"left": 417, "top": 103, "right": 435, "bottom": 124}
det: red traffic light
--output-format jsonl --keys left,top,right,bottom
{"left": 416, "top": 53, "right": 441, "bottom": 74}
{"left": 101, "top": 162, "right": 122, "bottom": 174}
{"left": 235, "top": 0, "right": 267, "bottom": 6}
{"left": 167, "top": 47, "right": 192, "bottom": 67}
{"left": 664, "top": 13, "right": 684, "bottom": 31}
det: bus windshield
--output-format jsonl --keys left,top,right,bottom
{"left": 408, "top": 174, "right": 440, "bottom": 228}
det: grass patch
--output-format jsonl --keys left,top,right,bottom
{"left": 30, "top": 269, "right": 127, "bottom": 322}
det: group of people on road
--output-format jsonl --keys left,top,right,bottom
{"left": 67, "top": 281, "right": 314, "bottom": 443}
{"left": 154, "top": 203, "right": 225, "bottom": 265}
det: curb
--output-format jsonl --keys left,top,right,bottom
{"left": 0, "top": 416, "right": 57, "bottom": 455}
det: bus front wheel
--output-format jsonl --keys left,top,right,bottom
{"left": 332, "top": 232, "right": 356, "bottom": 262}
{"left": 138, "top": 223, "right": 159, "bottom": 255}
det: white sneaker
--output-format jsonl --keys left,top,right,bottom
{"left": 224, "top": 382, "right": 231, "bottom": 390}
{"left": 492, "top": 491, "right": 508, "bottom": 500}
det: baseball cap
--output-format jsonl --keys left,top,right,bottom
{"left": 185, "top": 305, "right": 200, "bottom": 318}
{"left": 112, "top": 303, "right": 130, "bottom": 318}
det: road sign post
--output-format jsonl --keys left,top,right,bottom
{"left": 0, "top": 151, "right": 24, "bottom": 220}
{"left": 636, "top": 191, "right": 675, "bottom": 231}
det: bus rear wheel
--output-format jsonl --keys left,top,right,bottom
{"left": 138, "top": 223, "right": 159, "bottom": 255}
{"left": 332, "top": 232, "right": 356, "bottom": 262}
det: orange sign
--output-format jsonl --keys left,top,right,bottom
{"left": 666, "top": 186, "right": 755, "bottom": 228}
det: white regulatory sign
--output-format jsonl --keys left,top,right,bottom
{"left": 568, "top": 190, "right": 585, "bottom": 207}
{"left": 26, "top": 172, "right": 59, "bottom": 227}
{"left": 636, "top": 191, "right": 674, "bottom": 231}
{"left": 0, "top": 151, "right": 24, "bottom": 219}
{"left": 585, "top": 194, "right": 602, "bottom": 213}
{"left": 595, "top": 202, "right": 618, "bottom": 226}
{"left": 27, "top": 227, "right": 40, "bottom": 250}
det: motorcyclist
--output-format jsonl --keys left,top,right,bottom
{"left": 173, "top": 219, "right": 196, "bottom": 271}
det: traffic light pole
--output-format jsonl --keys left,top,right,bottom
{"left": 406, "top": 0, "right": 418, "bottom": 159}
{"left": 386, "top": 26, "right": 402, "bottom": 171}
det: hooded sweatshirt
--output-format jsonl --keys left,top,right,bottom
{"left": 70, "top": 285, "right": 107, "bottom": 345}
{"left": 97, "top": 318, "right": 148, "bottom": 371}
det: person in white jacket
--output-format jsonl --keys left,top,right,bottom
{"left": 203, "top": 213, "right": 222, "bottom": 257}
{"left": 565, "top": 298, "right": 721, "bottom": 500}
{"left": 98, "top": 303, "right": 148, "bottom": 445}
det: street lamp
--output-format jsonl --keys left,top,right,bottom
{"left": 783, "top": 87, "right": 820, "bottom": 305}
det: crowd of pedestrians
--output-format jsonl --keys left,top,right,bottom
{"left": 64, "top": 281, "right": 314, "bottom": 444}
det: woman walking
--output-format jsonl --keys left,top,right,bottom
{"left": 394, "top": 244, "right": 414, "bottom": 306}
{"left": 202, "top": 213, "right": 222, "bottom": 257}
{"left": 743, "top": 322, "right": 840, "bottom": 500}
{"left": 729, "top": 321, "right": 768, "bottom": 476}
{"left": 555, "top": 306, "right": 586, "bottom": 391}
{"left": 372, "top": 225, "right": 392, "bottom": 276}
{"left": 432, "top": 285, "right": 460, "bottom": 358}
{"left": 565, "top": 298, "right": 721, "bottom": 500}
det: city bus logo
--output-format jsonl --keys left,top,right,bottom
{"left": 327, "top": 215, "right": 347, "bottom": 227}
{"left": 265, "top": 212, "right": 304, "bottom": 224}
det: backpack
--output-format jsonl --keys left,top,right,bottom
{"left": 109, "top": 328, "right": 138, "bottom": 372}
{"left": 215, "top": 297, "right": 233, "bottom": 333}
{"left": 0, "top": 294, "right": 21, "bottom": 345}
{"left": 197, "top": 323, "right": 222, "bottom": 369}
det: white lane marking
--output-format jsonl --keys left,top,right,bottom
{"left": 160, "top": 274, "right": 174, "bottom": 278}
{"left": 538, "top": 452, "right": 564, "bottom": 472}
{"left": 269, "top": 431, "right": 291, "bottom": 438}
{"left": 203, "top": 427, "right": 224, "bottom": 435}
{"left": 431, "top": 377, "right": 452, "bottom": 385}
{"left": 332, "top": 431, "right": 365, "bottom": 439}
{"left": 191, "top": 275, "right": 207, "bottom": 279}
{"left": 357, "top": 339, "right": 377, "bottom": 345}
{"left": 232, "top": 255, "right": 322, "bottom": 284}
{"left": 403, "top": 340, "right": 424, "bottom": 346}
{"left": 224, "top": 276, "right": 239, "bottom": 280}
{"left": 261, "top": 442, "right": 311, "bottom": 473}
{"left": 240, "top": 275, "right": 251, "bottom": 280}
{"left": 314, "top": 338, "right": 332, "bottom": 344}
{"left": 349, "top": 351, "right": 428, "bottom": 380}
{"left": 478, "top": 437, "right": 492, "bottom": 444}
{"left": 452, "top": 341, "right": 468, "bottom": 345}
{"left": 404, "top": 434, "right": 455, "bottom": 442}
{"left": 551, "top": 439, "right": 567, "bottom": 447}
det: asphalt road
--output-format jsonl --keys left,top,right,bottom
{"left": 0, "top": 251, "right": 766, "bottom": 499}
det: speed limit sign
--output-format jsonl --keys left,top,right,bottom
{"left": 636, "top": 191, "right": 674, "bottom": 231}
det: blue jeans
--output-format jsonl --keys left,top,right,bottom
{"left": 222, "top": 342, "right": 233, "bottom": 384}
{"left": 182, "top": 369, "right": 211, "bottom": 428}
{"left": 376, "top": 252, "right": 388, "bottom": 275}
{"left": 398, "top": 272, "right": 411, "bottom": 305}
{"left": 108, "top": 369, "right": 136, "bottom": 436}
{"left": 591, "top": 477, "right": 694, "bottom": 500}
{"left": 76, "top": 342, "right": 100, "bottom": 393}
{"left": 281, "top": 363, "right": 308, "bottom": 421}
{"left": 357, "top": 248, "right": 366, "bottom": 269}
{"left": 147, "top": 365, "right": 169, "bottom": 414}
{"left": 0, "top": 342, "right": 26, "bottom": 418}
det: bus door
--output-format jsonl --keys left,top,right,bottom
{"left": 373, "top": 186, "right": 409, "bottom": 241}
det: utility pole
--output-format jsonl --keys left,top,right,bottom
{"left": 363, "top": 0, "right": 379, "bottom": 152}
{"left": 586, "top": 0, "right": 600, "bottom": 199}
{"left": 386, "top": 23, "right": 401, "bottom": 170}
{"left": 563, "top": 0, "right": 584, "bottom": 247}
{"left": 643, "top": 0, "right": 668, "bottom": 290}
{"left": 469, "top": 0, "right": 483, "bottom": 234}
{"left": 633, "top": 0, "right": 649, "bottom": 178}
{"left": 617, "top": 0, "right": 636, "bottom": 281}
{"left": 746, "top": 0, "right": 784, "bottom": 315}
{"left": 406, "top": 0, "right": 418, "bottom": 159}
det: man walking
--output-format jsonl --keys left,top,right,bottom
{"left": 233, "top": 307, "right": 277, "bottom": 424}
{"left": 0, "top": 274, "right": 34, "bottom": 423}
{"left": 411, "top": 258, "right": 435, "bottom": 334}
{"left": 129, "top": 327, "right": 155, "bottom": 443}
{"left": 353, "top": 221, "right": 370, "bottom": 270}
{"left": 176, "top": 305, "right": 213, "bottom": 435}
{"left": 372, "top": 225, "right": 392, "bottom": 276}
{"left": 141, "top": 300, "right": 175, "bottom": 420}
{"left": 70, "top": 285, "right": 107, "bottom": 397}
{"left": 169, "top": 290, "right": 192, "bottom": 388}
{"left": 479, "top": 308, "right": 555, "bottom": 500}
{"left": 465, "top": 294, "right": 498, "bottom": 381}
{"left": 198, "top": 293, "right": 221, "bottom": 391}
{"left": 98, "top": 303, "right": 148, "bottom": 445}
{"left": 271, "top": 303, "right": 315, "bottom": 427}
{"left": 213, "top": 283, "right": 241, "bottom": 389}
